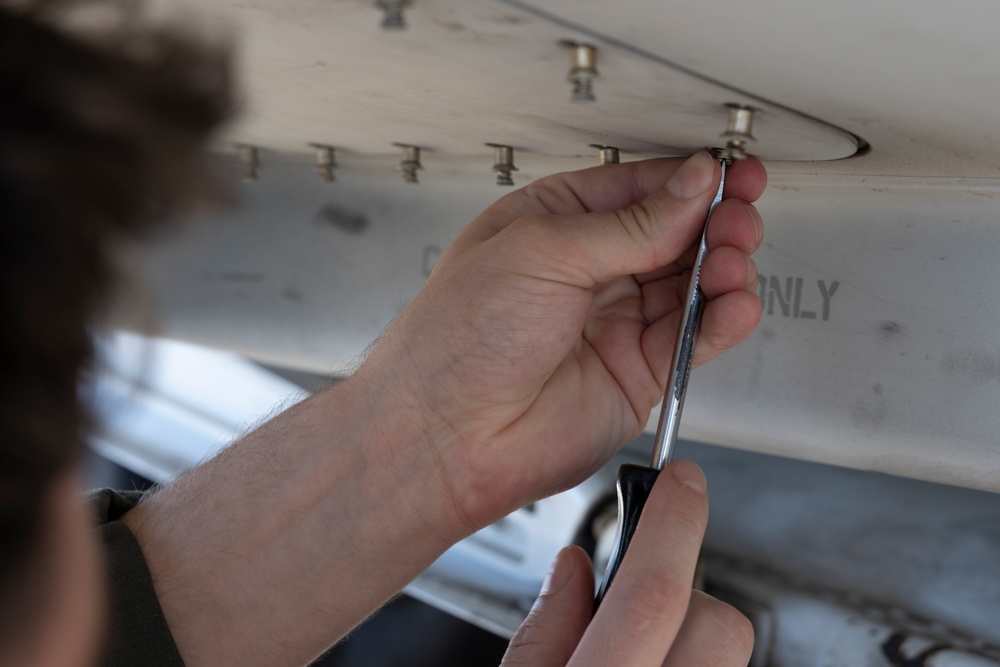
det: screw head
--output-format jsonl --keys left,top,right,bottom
{"left": 590, "top": 144, "right": 620, "bottom": 165}
{"left": 310, "top": 144, "right": 337, "bottom": 183}
{"left": 394, "top": 143, "right": 422, "bottom": 183}
{"left": 376, "top": 0, "right": 411, "bottom": 29}
{"left": 236, "top": 144, "right": 260, "bottom": 182}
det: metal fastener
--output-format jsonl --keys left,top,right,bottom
{"left": 591, "top": 144, "right": 620, "bottom": 165}
{"left": 394, "top": 143, "right": 422, "bottom": 183}
{"left": 376, "top": 0, "right": 411, "bottom": 29}
{"left": 717, "top": 104, "right": 757, "bottom": 161}
{"left": 236, "top": 144, "right": 259, "bottom": 182}
{"left": 486, "top": 143, "right": 517, "bottom": 186}
{"left": 309, "top": 144, "right": 337, "bottom": 183}
{"left": 560, "top": 41, "right": 598, "bottom": 102}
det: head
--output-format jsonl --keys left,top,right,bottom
{"left": 0, "top": 2, "right": 231, "bottom": 662}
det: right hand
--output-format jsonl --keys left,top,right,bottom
{"left": 500, "top": 460, "right": 754, "bottom": 667}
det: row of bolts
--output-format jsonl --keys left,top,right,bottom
{"left": 235, "top": 7, "right": 759, "bottom": 184}
{"left": 236, "top": 103, "right": 757, "bottom": 185}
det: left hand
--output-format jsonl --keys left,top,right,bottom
{"left": 358, "top": 152, "right": 766, "bottom": 528}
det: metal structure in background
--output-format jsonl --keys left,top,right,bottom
{"left": 394, "top": 143, "right": 423, "bottom": 183}
{"left": 591, "top": 144, "right": 620, "bottom": 165}
{"left": 561, "top": 40, "right": 599, "bottom": 102}
{"left": 486, "top": 143, "right": 518, "bottom": 186}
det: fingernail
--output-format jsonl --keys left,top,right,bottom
{"left": 666, "top": 151, "right": 716, "bottom": 199}
{"left": 671, "top": 460, "right": 708, "bottom": 494}
{"left": 750, "top": 205, "right": 765, "bottom": 249}
{"left": 540, "top": 546, "right": 575, "bottom": 597}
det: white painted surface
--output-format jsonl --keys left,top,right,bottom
{"left": 180, "top": 0, "right": 858, "bottom": 162}
{"left": 118, "top": 157, "right": 1000, "bottom": 493}
{"left": 518, "top": 0, "right": 1000, "bottom": 178}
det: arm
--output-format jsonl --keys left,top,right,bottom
{"left": 123, "top": 151, "right": 766, "bottom": 666}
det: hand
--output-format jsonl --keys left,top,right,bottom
{"left": 500, "top": 461, "right": 754, "bottom": 667}
{"left": 122, "top": 153, "right": 764, "bottom": 666}
{"left": 361, "top": 152, "right": 766, "bottom": 528}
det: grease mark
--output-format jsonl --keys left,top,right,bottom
{"left": 315, "top": 204, "right": 369, "bottom": 235}
{"left": 877, "top": 321, "right": 905, "bottom": 342}
{"left": 852, "top": 395, "right": 887, "bottom": 430}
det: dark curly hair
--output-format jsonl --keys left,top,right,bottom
{"left": 0, "top": 0, "right": 232, "bottom": 641}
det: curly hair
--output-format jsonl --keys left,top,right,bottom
{"left": 0, "top": 0, "right": 233, "bottom": 640}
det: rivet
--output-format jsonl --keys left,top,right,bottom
{"left": 393, "top": 143, "right": 422, "bottom": 183}
{"left": 309, "top": 144, "right": 337, "bottom": 183}
{"left": 376, "top": 0, "right": 411, "bottom": 29}
{"left": 236, "top": 144, "right": 259, "bottom": 182}
{"left": 590, "top": 144, "right": 620, "bottom": 165}
{"left": 560, "top": 40, "right": 598, "bottom": 102}
{"left": 716, "top": 104, "right": 758, "bottom": 161}
{"left": 486, "top": 143, "right": 518, "bottom": 186}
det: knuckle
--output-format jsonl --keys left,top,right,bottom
{"left": 501, "top": 615, "right": 550, "bottom": 665}
{"left": 615, "top": 200, "right": 662, "bottom": 249}
{"left": 651, "top": 494, "right": 709, "bottom": 538}
{"left": 700, "top": 320, "right": 737, "bottom": 353}
{"left": 703, "top": 598, "right": 756, "bottom": 657}
{"left": 613, "top": 571, "right": 691, "bottom": 633}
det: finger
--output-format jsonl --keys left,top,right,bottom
{"left": 641, "top": 289, "right": 760, "bottom": 386}
{"left": 639, "top": 248, "right": 755, "bottom": 326}
{"left": 633, "top": 198, "right": 762, "bottom": 288}
{"left": 662, "top": 591, "right": 755, "bottom": 667}
{"left": 502, "top": 546, "right": 594, "bottom": 667}
{"left": 508, "top": 152, "right": 724, "bottom": 288}
{"left": 569, "top": 461, "right": 709, "bottom": 667}
{"left": 510, "top": 155, "right": 764, "bottom": 219}
{"left": 700, "top": 247, "right": 758, "bottom": 300}
{"left": 695, "top": 290, "right": 762, "bottom": 365}
{"left": 459, "top": 158, "right": 692, "bottom": 245}
{"left": 706, "top": 200, "right": 764, "bottom": 255}
{"left": 723, "top": 156, "right": 767, "bottom": 203}
{"left": 455, "top": 155, "right": 766, "bottom": 254}
{"left": 640, "top": 273, "right": 687, "bottom": 326}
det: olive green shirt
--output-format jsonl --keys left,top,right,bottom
{"left": 91, "top": 489, "right": 185, "bottom": 666}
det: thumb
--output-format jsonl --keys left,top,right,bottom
{"left": 523, "top": 151, "right": 720, "bottom": 287}
{"left": 501, "top": 546, "right": 594, "bottom": 667}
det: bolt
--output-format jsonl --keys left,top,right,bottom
{"left": 236, "top": 144, "right": 259, "bottom": 182}
{"left": 376, "top": 0, "right": 411, "bottom": 29}
{"left": 591, "top": 144, "right": 620, "bottom": 165}
{"left": 486, "top": 143, "right": 518, "bottom": 186}
{"left": 717, "top": 103, "right": 757, "bottom": 161}
{"left": 394, "top": 143, "right": 422, "bottom": 183}
{"left": 561, "top": 40, "right": 598, "bottom": 102}
{"left": 309, "top": 144, "right": 337, "bottom": 183}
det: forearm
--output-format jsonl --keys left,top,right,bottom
{"left": 122, "top": 369, "right": 469, "bottom": 667}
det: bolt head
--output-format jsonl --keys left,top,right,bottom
{"left": 571, "top": 79, "right": 595, "bottom": 102}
